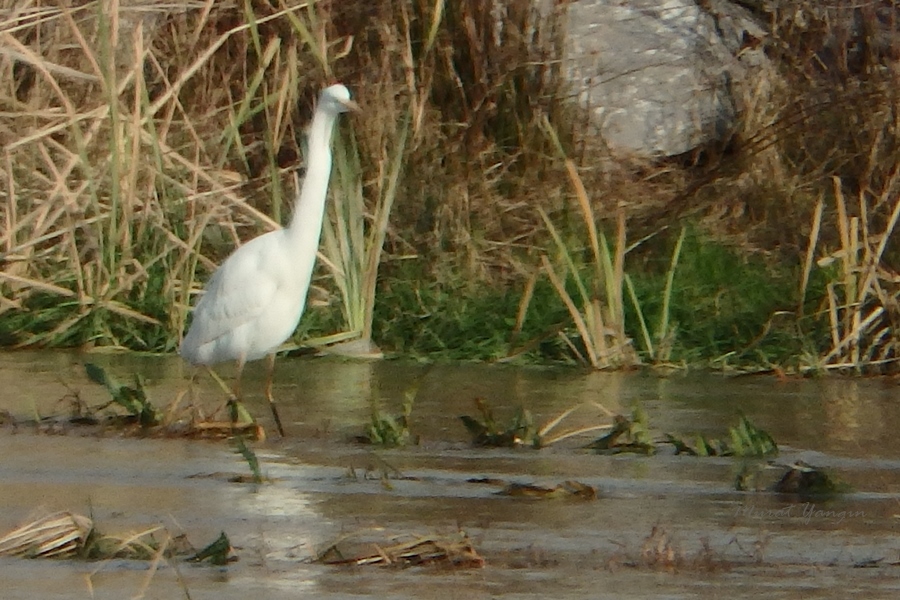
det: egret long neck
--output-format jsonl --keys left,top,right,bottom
{"left": 287, "top": 108, "right": 337, "bottom": 251}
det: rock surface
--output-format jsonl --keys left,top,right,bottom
{"left": 553, "top": 0, "right": 767, "bottom": 157}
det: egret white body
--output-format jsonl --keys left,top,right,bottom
{"left": 180, "top": 84, "right": 358, "bottom": 437}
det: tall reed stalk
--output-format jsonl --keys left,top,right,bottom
{"left": 538, "top": 198, "right": 635, "bottom": 368}
{"left": 626, "top": 227, "right": 685, "bottom": 364}
{"left": 535, "top": 131, "right": 636, "bottom": 368}
{"left": 801, "top": 176, "right": 900, "bottom": 372}
{"left": 0, "top": 1, "right": 350, "bottom": 349}
{"left": 317, "top": 111, "right": 410, "bottom": 354}
{"left": 0, "top": 0, "right": 592, "bottom": 358}
{"left": 534, "top": 118, "right": 685, "bottom": 368}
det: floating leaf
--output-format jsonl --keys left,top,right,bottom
{"left": 84, "top": 364, "right": 160, "bottom": 426}
{"left": 459, "top": 398, "right": 534, "bottom": 448}
{"left": 189, "top": 532, "right": 234, "bottom": 565}
{"left": 585, "top": 407, "right": 656, "bottom": 454}
{"left": 665, "top": 415, "right": 777, "bottom": 458}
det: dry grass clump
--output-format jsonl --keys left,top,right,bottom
{"left": 1, "top": 0, "right": 898, "bottom": 371}
{"left": 800, "top": 177, "right": 900, "bottom": 372}
{"left": 0, "top": 511, "right": 92, "bottom": 559}
{"left": 769, "top": 3, "right": 900, "bottom": 371}
{"left": 0, "top": 509, "right": 204, "bottom": 563}
{"left": 316, "top": 529, "right": 484, "bottom": 568}
{"left": 652, "top": 2, "right": 900, "bottom": 371}
{"left": 0, "top": 0, "right": 573, "bottom": 352}
{"left": 1, "top": 0, "right": 332, "bottom": 349}
{"left": 694, "top": 2, "right": 900, "bottom": 247}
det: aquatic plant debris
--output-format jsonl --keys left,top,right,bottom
{"left": 0, "top": 510, "right": 231, "bottom": 564}
{"left": 531, "top": 401, "right": 617, "bottom": 448}
{"left": 461, "top": 399, "right": 624, "bottom": 449}
{"left": 495, "top": 480, "right": 597, "bottom": 500}
{"left": 11, "top": 364, "right": 265, "bottom": 440}
{"left": 188, "top": 532, "right": 236, "bottom": 565}
{"left": 0, "top": 511, "right": 92, "bottom": 558}
{"left": 665, "top": 415, "right": 778, "bottom": 457}
{"left": 459, "top": 397, "right": 535, "bottom": 447}
{"left": 84, "top": 363, "right": 160, "bottom": 426}
{"left": 733, "top": 461, "right": 766, "bottom": 491}
{"left": 773, "top": 461, "right": 849, "bottom": 499}
{"left": 362, "top": 392, "right": 415, "bottom": 447}
{"left": 584, "top": 406, "right": 655, "bottom": 454}
{"left": 639, "top": 526, "right": 679, "bottom": 571}
{"left": 316, "top": 530, "right": 484, "bottom": 568}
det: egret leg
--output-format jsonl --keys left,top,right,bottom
{"left": 264, "top": 353, "right": 286, "bottom": 438}
{"left": 232, "top": 357, "right": 245, "bottom": 399}
{"left": 226, "top": 357, "right": 254, "bottom": 427}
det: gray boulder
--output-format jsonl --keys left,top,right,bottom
{"left": 555, "top": 0, "right": 767, "bottom": 157}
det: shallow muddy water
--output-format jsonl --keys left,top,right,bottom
{"left": 1, "top": 351, "right": 899, "bottom": 599}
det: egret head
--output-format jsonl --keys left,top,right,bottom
{"left": 319, "top": 84, "right": 360, "bottom": 114}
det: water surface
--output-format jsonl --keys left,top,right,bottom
{"left": 1, "top": 351, "right": 899, "bottom": 598}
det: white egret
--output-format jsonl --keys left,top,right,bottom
{"left": 180, "top": 83, "right": 359, "bottom": 437}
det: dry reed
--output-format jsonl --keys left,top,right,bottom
{"left": 0, "top": 0, "right": 571, "bottom": 352}
{"left": 2, "top": 1, "right": 899, "bottom": 372}
{"left": 801, "top": 176, "right": 900, "bottom": 372}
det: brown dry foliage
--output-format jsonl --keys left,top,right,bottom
{"left": 0, "top": 0, "right": 576, "bottom": 349}
{"left": 0, "top": 0, "right": 898, "bottom": 365}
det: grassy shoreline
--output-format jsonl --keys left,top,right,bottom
{"left": 1, "top": 1, "right": 898, "bottom": 374}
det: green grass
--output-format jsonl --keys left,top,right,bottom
{"left": 295, "top": 227, "right": 827, "bottom": 369}
{"left": 626, "top": 229, "right": 799, "bottom": 366}
{"left": 0, "top": 217, "right": 859, "bottom": 372}
{"left": 369, "top": 260, "right": 570, "bottom": 361}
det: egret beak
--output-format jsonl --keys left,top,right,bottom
{"left": 340, "top": 98, "right": 362, "bottom": 113}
